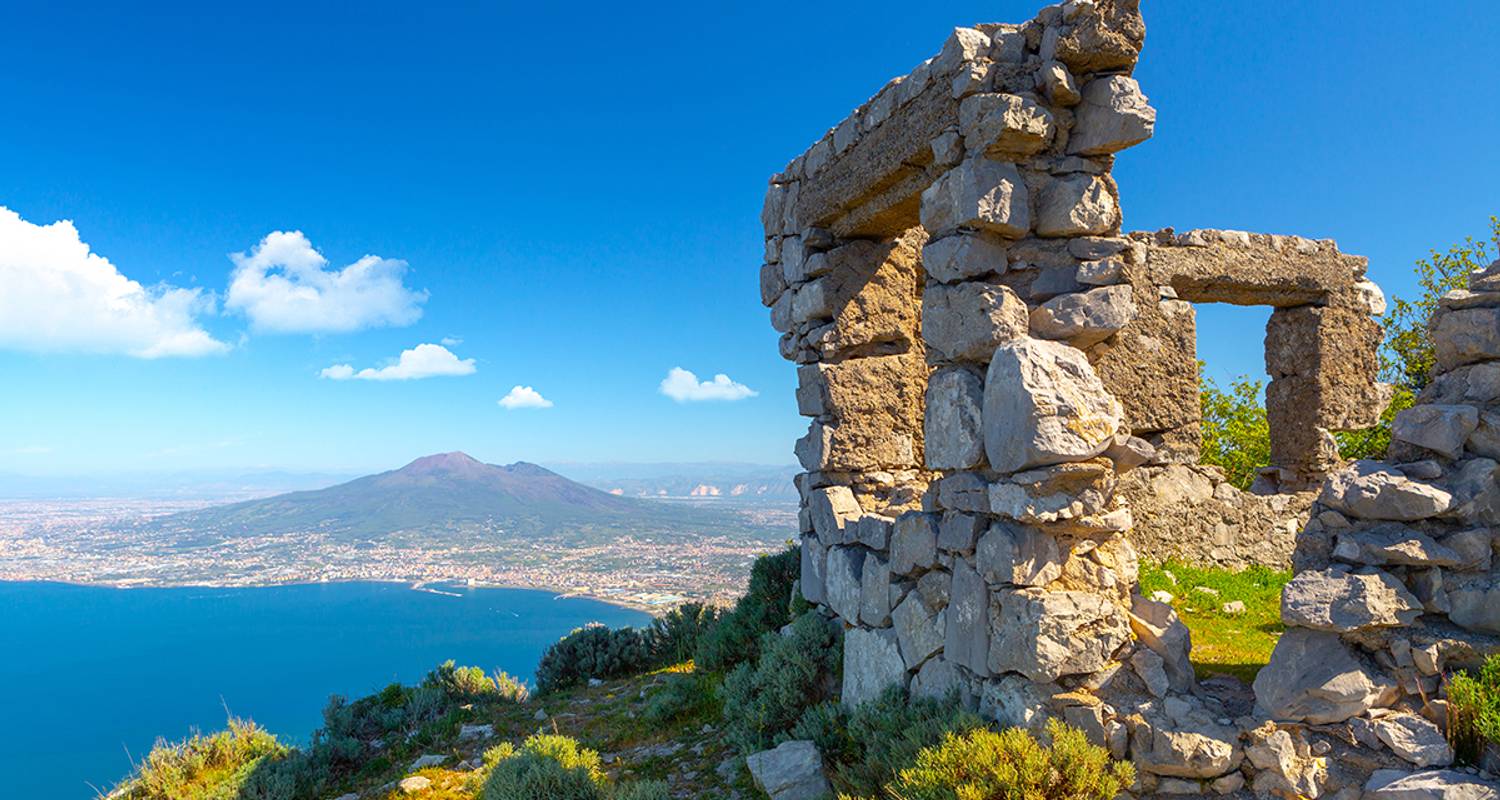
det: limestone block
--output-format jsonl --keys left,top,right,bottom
{"left": 1089, "top": 277, "right": 1200, "bottom": 439}
{"left": 825, "top": 545, "right": 866, "bottom": 622}
{"left": 1244, "top": 726, "right": 1328, "bottom": 799}
{"left": 958, "top": 93, "right": 1054, "bottom": 158}
{"left": 1036, "top": 60, "right": 1080, "bottom": 106}
{"left": 909, "top": 655, "right": 961, "bottom": 701}
{"left": 1392, "top": 404, "right": 1480, "bottom": 459}
{"left": 1449, "top": 576, "right": 1500, "bottom": 634}
{"left": 890, "top": 512, "right": 939, "bottom": 576}
{"left": 1034, "top": 174, "right": 1118, "bottom": 238}
{"left": 892, "top": 590, "right": 946, "bottom": 669}
{"left": 1433, "top": 307, "right": 1500, "bottom": 371}
{"left": 1067, "top": 75, "right": 1155, "bottom": 155}
{"left": 800, "top": 534, "right": 827, "bottom": 606}
{"left": 1029, "top": 284, "right": 1138, "bottom": 347}
{"left": 853, "top": 514, "right": 892, "bottom": 550}
{"left": 937, "top": 510, "right": 986, "bottom": 554}
{"left": 1319, "top": 461, "right": 1454, "bottom": 521}
{"left": 933, "top": 27, "right": 991, "bottom": 75}
{"left": 770, "top": 290, "right": 793, "bottom": 333}
{"left": 924, "top": 367, "right": 985, "bottom": 470}
{"left": 797, "top": 233, "right": 924, "bottom": 357}
{"left": 842, "top": 627, "right": 908, "bottom": 708}
{"left": 745, "top": 740, "right": 832, "bottom": 800}
{"left": 1252, "top": 628, "right": 1396, "bottom": 723}
{"left": 987, "top": 587, "right": 1130, "bottom": 681}
{"left": 936, "top": 473, "right": 989, "bottom": 514}
{"left": 1049, "top": 2, "right": 1145, "bottom": 75}
{"left": 794, "top": 365, "right": 824, "bottom": 417}
{"left": 979, "top": 673, "right": 1055, "bottom": 733}
{"left": 779, "top": 236, "right": 806, "bottom": 284}
{"left": 944, "top": 559, "right": 992, "bottom": 677}
{"left": 1444, "top": 528, "right": 1494, "bottom": 572}
{"left": 1332, "top": 525, "right": 1461, "bottom": 568}
{"left": 975, "top": 521, "right": 1064, "bottom": 587}
{"left": 1075, "top": 257, "right": 1122, "bottom": 285}
{"left": 859, "top": 553, "right": 893, "bottom": 627}
{"left": 919, "top": 158, "right": 1030, "bottom": 238}
{"left": 1363, "top": 769, "right": 1500, "bottom": 800}
{"left": 1130, "top": 696, "right": 1243, "bottom": 779}
{"left": 810, "top": 485, "right": 862, "bottom": 545}
{"left": 983, "top": 337, "right": 1122, "bottom": 472}
{"left": 1129, "top": 594, "right": 1195, "bottom": 693}
{"left": 760, "top": 263, "right": 787, "bottom": 307}
{"left": 1372, "top": 713, "right": 1455, "bottom": 768}
{"left": 802, "top": 354, "right": 927, "bottom": 472}
{"left": 922, "top": 230, "right": 1008, "bottom": 283}
{"left": 1279, "top": 568, "right": 1422, "bottom": 632}
{"left": 916, "top": 568, "right": 951, "bottom": 612}
{"left": 988, "top": 460, "right": 1115, "bottom": 524}
{"left": 922, "top": 281, "right": 1028, "bottom": 364}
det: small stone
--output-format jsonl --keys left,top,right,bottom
{"left": 1372, "top": 713, "right": 1455, "bottom": 767}
{"left": 399, "top": 776, "right": 432, "bottom": 794}
{"left": 1222, "top": 600, "right": 1246, "bottom": 615}
{"left": 1363, "top": 768, "right": 1500, "bottom": 800}
{"left": 1034, "top": 173, "right": 1119, "bottom": 237}
{"left": 1068, "top": 75, "right": 1156, "bottom": 155}
{"left": 1029, "top": 285, "right": 1138, "bottom": 347}
{"left": 745, "top": 740, "right": 833, "bottom": 800}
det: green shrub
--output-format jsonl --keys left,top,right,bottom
{"left": 721, "top": 610, "right": 841, "bottom": 754}
{"left": 112, "top": 718, "right": 295, "bottom": 800}
{"left": 611, "top": 781, "right": 671, "bottom": 800}
{"left": 424, "top": 659, "right": 529, "bottom": 702}
{"left": 872, "top": 720, "right": 1134, "bottom": 800}
{"left": 695, "top": 546, "right": 800, "bottom": 672}
{"left": 649, "top": 601, "right": 723, "bottom": 666}
{"left": 1449, "top": 653, "right": 1500, "bottom": 765}
{"left": 642, "top": 672, "right": 720, "bottom": 726}
{"left": 482, "top": 734, "right": 607, "bottom": 800}
{"left": 790, "top": 687, "right": 982, "bottom": 796}
{"left": 536, "top": 623, "right": 654, "bottom": 693}
{"left": 1199, "top": 370, "right": 1270, "bottom": 490}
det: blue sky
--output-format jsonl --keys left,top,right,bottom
{"left": 1, "top": 1, "right": 1497, "bottom": 476}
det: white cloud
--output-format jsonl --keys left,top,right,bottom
{"left": 440, "top": 336, "right": 463, "bottom": 346}
{"left": 0, "top": 206, "right": 228, "bottom": 358}
{"left": 499, "top": 385, "right": 553, "bottom": 409}
{"left": 225, "top": 230, "right": 427, "bottom": 333}
{"left": 320, "top": 343, "right": 476, "bottom": 381}
{"left": 659, "top": 367, "right": 757, "bottom": 402}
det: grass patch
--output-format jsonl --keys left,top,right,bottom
{"left": 1137, "top": 560, "right": 1290, "bottom": 683}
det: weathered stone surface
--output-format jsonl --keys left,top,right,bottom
{"left": 988, "top": 460, "right": 1114, "bottom": 525}
{"left": 975, "top": 521, "right": 1064, "bottom": 587}
{"left": 983, "top": 337, "right": 1122, "bottom": 472}
{"left": 944, "top": 559, "right": 991, "bottom": 677}
{"left": 909, "top": 655, "right": 961, "bottom": 701}
{"left": 1034, "top": 173, "right": 1118, "bottom": 237}
{"left": 936, "top": 473, "right": 989, "bottom": 515}
{"left": 1363, "top": 769, "right": 1500, "bottom": 800}
{"left": 916, "top": 569, "right": 950, "bottom": 611}
{"left": 859, "top": 553, "right": 893, "bottom": 627}
{"left": 1253, "top": 628, "right": 1395, "bottom": 723}
{"left": 988, "top": 587, "right": 1129, "bottom": 681}
{"left": 800, "top": 534, "right": 827, "bottom": 605}
{"left": 1068, "top": 75, "right": 1155, "bottom": 156}
{"left": 958, "top": 93, "right": 1054, "bottom": 157}
{"left": 1320, "top": 461, "right": 1455, "bottom": 521}
{"left": 892, "top": 590, "right": 946, "bottom": 669}
{"left": 924, "top": 368, "right": 985, "bottom": 470}
{"left": 1131, "top": 696, "right": 1243, "bottom": 779}
{"left": 810, "top": 485, "right": 862, "bottom": 545}
{"left": 1130, "top": 647, "right": 1169, "bottom": 697}
{"left": 979, "top": 673, "right": 1054, "bottom": 732}
{"left": 922, "top": 231, "right": 1008, "bottom": 283}
{"left": 1139, "top": 229, "right": 1364, "bottom": 306}
{"left": 890, "top": 512, "right": 940, "bottom": 576}
{"left": 1280, "top": 568, "right": 1422, "bottom": 632}
{"left": 853, "top": 514, "right": 892, "bottom": 550}
{"left": 1048, "top": 2, "right": 1145, "bottom": 75}
{"left": 1373, "top": 713, "right": 1455, "bottom": 768}
{"left": 922, "top": 281, "right": 1029, "bottom": 363}
{"left": 1433, "top": 307, "right": 1500, "bottom": 371}
{"left": 797, "top": 233, "right": 926, "bottom": 358}
{"left": 1392, "top": 404, "right": 1480, "bottom": 459}
{"left": 1036, "top": 60, "right": 1080, "bottom": 106}
{"left": 1244, "top": 726, "right": 1328, "bottom": 799}
{"left": 1449, "top": 576, "right": 1500, "bottom": 634}
{"left": 803, "top": 353, "right": 928, "bottom": 472}
{"left": 745, "top": 740, "right": 832, "bottom": 800}
{"left": 1332, "top": 525, "right": 1461, "bottom": 568}
{"left": 1029, "top": 284, "right": 1138, "bottom": 347}
{"left": 937, "top": 510, "right": 986, "bottom": 553}
{"left": 825, "top": 545, "right": 866, "bottom": 622}
{"left": 842, "top": 626, "right": 908, "bottom": 708}
{"left": 920, "top": 158, "right": 1030, "bottom": 237}
{"left": 1129, "top": 593, "right": 1195, "bottom": 693}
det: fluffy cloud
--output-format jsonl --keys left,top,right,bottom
{"left": 226, "top": 231, "right": 427, "bottom": 333}
{"left": 320, "top": 343, "right": 476, "bottom": 381}
{"left": 498, "top": 385, "right": 553, "bottom": 409}
{"left": 0, "top": 206, "right": 228, "bottom": 358}
{"left": 659, "top": 367, "right": 757, "bottom": 402}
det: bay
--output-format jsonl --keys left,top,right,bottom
{"left": 0, "top": 580, "right": 649, "bottom": 799}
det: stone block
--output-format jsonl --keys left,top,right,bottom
{"left": 919, "top": 158, "right": 1030, "bottom": 238}
{"left": 800, "top": 534, "right": 827, "bottom": 606}
{"left": 924, "top": 367, "right": 985, "bottom": 469}
{"left": 1067, "top": 75, "right": 1155, "bottom": 155}
{"left": 1029, "top": 284, "right": 1138, "bottom": 347}
{"left": 944, "top": 558, "right": 992, "bottom": 678}
{"left": 842, "top": 627, "right": 908, "bottom": 708}
{"left": 825, "top": 545, "right": 866, "bottom": 622}
{"left": 922, "top": 230, "right": 1008, "bottom": 283}
{"left": 1034, "top": 173, "right": 1118, "bottom": 238}
{"left": 983, "top": 337, "right": 1122, "bottom": 473}
{"left": 890, "top": 512, "right": 940, "bottom": 576}
{"left": 958, "top": 93, "right": 1054, "bottom": 158}
{"left": 922, "top": 282, "right": 1029, "bottom": 363}
{"left": 988, "top": 587, "right": 1129, "bottom": 682}
{"left": 975, "top": 521, "right": 1064, "bottom": 587}
{"left": 859, "top": 553, "right": 893, "bottom": 627}
{"left": 1252, "top": 628, "right": 1396, "bottom": 724}
{"left": 892, "top": 590, "right": 946, "bottom": 669}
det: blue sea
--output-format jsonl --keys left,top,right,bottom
{"left": 0, "top": 580, "right": 649, "bottom": 799}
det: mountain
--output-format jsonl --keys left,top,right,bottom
{"left": 545, "top": 462, "right": 800, "bottom": 506}
{"left": 150, "top": 452, "right": 730, "bottom": 540}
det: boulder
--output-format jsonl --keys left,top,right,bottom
{"left": 890, "top": 512, "right": 940, "bottom": 576}
{"left": 924, "top": 368, "right": 985, "bottom": 469}
{"left": 958, "top": 92, "right": 1055, "bottom": 157}
{"left": 1392, "top": 404, "right": 1480, "bottom": 459}
{"left": 1332, "top": 525, "right": 1461, "bottom": 568}
{"left": 988, "top": 587, "right": 1130, "bottom": 682}
{"left": 1128, "top": 594, "right": 1195, "bottom": 693}
{"left": 1130, "top": 696, "right": 1243, "bottom": 779}
{"left": 825, "top": 545, "right": 866, "bottom": 622}
{"left": 1244, "top": 726, "right": 1328, "bottom": 799}
{"left": 923, "top": 281, "right": 1029, "bottom": 363}
{"left": 842, "top": 627, "right": 908, "bottom": 708}
{"left": 1029, "top": 285, "right": 1138, "bottom": 347}
{"left": 859, "top": 554, "right": 894, "bottom": 627}
{"left": 1319, "top": 461, "right": 1454, "bottom": 521}
{"left": 1253, "top": 628, "right": 1395, "bottom": 723}
{"left": 922, "top": 230, "right": 1009, "bottom": 283}
{"left": 975, "top": 521, "right": 1064, "bottom": 587}
{"left": 1449, "top": 576, "right": 1500, "bottom": 634}
{"left": 979, "top": 673, "right": 1055, "bottom": 732}
{"left": 1280, "top": 568, "right": 1423, "bottom": 632}
{"left": 745, "top": 740, "right": 833, "bottom": 800}
{"left": 909, "top": 656, "right": 962, "bottom": 701}
{"left": 1363, "top": 769, "right": 1500, "bottom": 800}
{"left": 1372, "top": 713, "right": 1455, "bottom": 768}
{"left": 1433, "top": 306, "right": 1500, "bottom": 371}
{"left": 892, "top": 590, "right": 946, "bottom": 669}
{"left": 1067, "top": 75, "right": 1155, "bottom": 155}
{"left": 944, "top": 559, "right": 992, "bottom": 677}
{"left": 982, "top": 337, "right": 1122, "bottom": 473}
{"left": 920, "top": 158, "right": 1031, "bottom": 238}
{"left": 799, "top": 535, "right": 827, "bottom": 605}
{"left": 810, "top": 486, "right": 863, "bottom": 545}
{"left": 1034, "top": 173, "right": 1119, "bottom": 238}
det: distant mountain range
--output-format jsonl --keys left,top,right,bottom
{"left": 146, "top": 452, "right": 740, "bottom": 540}
{"left": 547, "top": 462, "right": 799, "bottom": 505}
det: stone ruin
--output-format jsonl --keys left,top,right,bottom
{"left": 757, "top": 1, "right": 1500, "bottom": 797}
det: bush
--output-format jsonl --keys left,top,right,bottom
{"left": 423, "top": 659, "right": 530, "bottom": 702}
{"left": 480, "top": 735, "right": 666, "bottom": 800}
{"left": 112, "top": 718, "right": 295, "bottom": 800}
{"left": 641, "top": 672, "right": 720, "bottom": 726}
{"left": 1199, "top": 370, "right": 1270, "bottom": 490}
{"left": 536, "top": 624, "right": 654, "bottom": 694}
{"left": 721, "top": 610, "right": 841, "bottom": 754}
{"left": 695, "top": 546, "right": 800, "bottom": 672}
{"left": 1383, "top": 216, "right": 1499, "bottom": 393}
{"left": 790, "top": 687, "right": 982, "bottom": 796}
{"left": 873, "top": 720, "right": 1134, "bottom": 800}
{"left": 648, "top": 601, "right": 722, "bottom": 666}
{"left": 1449, "top": 653, "right": 1500, "bottom": 765}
